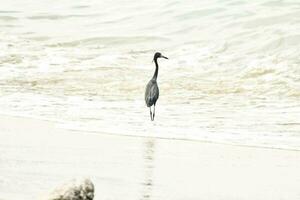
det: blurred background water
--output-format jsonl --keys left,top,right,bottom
{"left": 1, "top": 0, "right": 300, "bottom": 150}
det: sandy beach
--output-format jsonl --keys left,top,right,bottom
{"left": 0, "top": 115, "right": 299, "bottom": 200}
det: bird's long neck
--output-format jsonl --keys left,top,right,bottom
{"left": 152, "top": 58, "right": 159, "bottom": 80}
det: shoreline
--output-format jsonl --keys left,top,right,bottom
{"left": 1, "top": 115, "right": 300, "bottom": 200}
{"left": 1, "top": 113, "right": 299, "bottom": 152}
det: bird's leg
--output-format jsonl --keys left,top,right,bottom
{"left": 149, "top": 107, "right": 153, "bottom": 121}
{"left": 153, "top": 105, "right": 155, "bottom": 121}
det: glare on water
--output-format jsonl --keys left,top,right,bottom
{"left": 1, "top": 0, "right": 300, "bottom": 149}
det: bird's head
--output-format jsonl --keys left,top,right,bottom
{"left": 153, "top": 52, "right": 168, "bottom": 61}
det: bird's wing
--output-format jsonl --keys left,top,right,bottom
{"left": 145, "top": 80, "right": 159, "bottom": 107}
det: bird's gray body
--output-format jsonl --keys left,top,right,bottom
{"left": 145, "top": 79, "right": 159, "bottom": 107}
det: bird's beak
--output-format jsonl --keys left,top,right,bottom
{"left": 161, "top": 55, "right": 168, "bottom": 59}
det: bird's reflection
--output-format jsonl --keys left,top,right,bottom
{"left": 140, "top": 139, "right": 156, "bottom": 200}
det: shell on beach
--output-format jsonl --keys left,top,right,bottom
{"left": 44, "top": 178, "right": 94, "bottom": 200}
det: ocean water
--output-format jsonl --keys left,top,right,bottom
{"left": 1, "top": 0, "right": 300, "bottom": 150}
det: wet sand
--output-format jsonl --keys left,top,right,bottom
{"left": 0, "top": 115, "right": 300, "bottom": 200}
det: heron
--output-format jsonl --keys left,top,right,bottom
{"left": 145, "top": 52, "right": 168, "bottom": 121}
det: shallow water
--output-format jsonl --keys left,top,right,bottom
{"left": 1, "top": 0, "right": 300, "bottom": 150}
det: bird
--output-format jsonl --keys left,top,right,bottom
{"left": 145, "top": 52, "right": 168, "bottom": 121}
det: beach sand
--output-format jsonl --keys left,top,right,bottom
{"left": 0, "top": 115, "right": 300, "bottom": 200}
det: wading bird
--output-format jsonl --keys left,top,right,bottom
{"left": 145, "top": 52, "right": 168, "bottom": 121}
